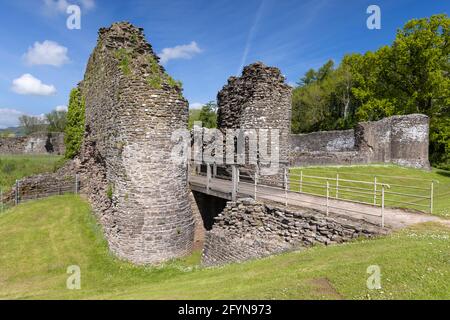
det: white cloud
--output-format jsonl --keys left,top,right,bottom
{"left": 158, "top": 41, "right": 202, "bottom": 65}
{"left": 0, "top": 109, "right": 25, "bottom": 129}
{"left": 24, "top": 41, "right": 69, "bottom": 67}
{"left": 189, "top": 102, "right": 204, "bottom": 109}
{"left": 43, "top": 0, "right": 95, "bottom": 14}
{"left": 56, "top": 105, "right": 68, "bottom": 111}
{"left": 80, "top": 0, "right": 95, "bottom": 10}
{"left": 11, "top": 74, "right": 57, "bottom": 96}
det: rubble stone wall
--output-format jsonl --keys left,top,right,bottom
{"left": 202, "top": 198, "right": 385, "bottom": 266}
{"left": 0, "top": 132, "right": 65, "bottom": 155}
{"left": 290, "top": 114, "right": 430, "bottom": 169}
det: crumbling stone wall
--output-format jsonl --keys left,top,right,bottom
{"left": 216, "top": 62, "right": 292, "bottom": 184}
{"left": 0, "top": 132, "right": 65, "bottom": 155}
{"left": 356, "top": 114, "right": 430, "bottom": 168}
{"left": 290, "top": 129, "right": 355, "bottom": 153}
{"left": 2, "top": 173, "right": 77, "bottom": 204}
{"left": 290, "top": 114, "right": 430, "bottom": 169}
{"left": 77, "top": 22, "right": 194, "bottom": 264}
{"left": 202, "top": 198, "right": 385, "bottom": 266}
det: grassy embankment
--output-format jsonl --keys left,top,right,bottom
{"left": 290, "top": 165, "right": 450, "bottom": 218}
{"left": 0, "top": 155, "right": 63, "bottom": 192}
{"left": 0, "top": 194, "right": 448, "bottom": 300}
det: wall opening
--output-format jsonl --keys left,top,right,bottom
{"left": 191, "top": 191, "right": 227, "bottom": 231}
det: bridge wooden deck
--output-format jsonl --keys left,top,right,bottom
{"left": 189, "top": 175, "right": 444, "bottom": 229}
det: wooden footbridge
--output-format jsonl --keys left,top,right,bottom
{"left": 188, "top": 164, "right": 442, "bottom": 229}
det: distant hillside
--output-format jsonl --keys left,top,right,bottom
{"left": 0, "top": 126, "right": 26, "bottom": 137}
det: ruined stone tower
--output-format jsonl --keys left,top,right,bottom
{"left": 79, "top": 22, "right": 194, "bottom": 264}
{"left": 217, "top": 62, "right": 292, "bottom": 182}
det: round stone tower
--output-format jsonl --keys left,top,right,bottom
{"left": 217, "top": 62, "right": 292, "bottom": 183}
{"left": 79, "top": 22, "right": 194, "bottom": 264}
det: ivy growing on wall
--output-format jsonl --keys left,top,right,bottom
{"left": 64, "top": 88, "right": 85, "bottom": 159}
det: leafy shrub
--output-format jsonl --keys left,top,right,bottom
{"left": 115, "top": 49, "right": 132, "bottom": 76}
{"left": 64, "top": 88, "right": 85, "bottom": 159}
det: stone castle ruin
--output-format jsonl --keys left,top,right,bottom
{"left": 75, "top": 22, "right": 195, "bottom": 264}
{"left": 1, "top": 22, "right": 431, "bottom": 266}
{"left": 216, "top": 62, "right": 292, "bottom": 183}
{"left": 290, "top": 114, "right": 430, "bottom": 169}
{"left": 0, "top": 132, "right": 65, "bottom": 155}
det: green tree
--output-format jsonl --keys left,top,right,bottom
{"left": 188, "top": 109, "right": 201, "bottom": 129}
{"left": 19, "top": 115, "right": 47, "bottom": 135}
{"left": 292, "top": 14, "right": 450, "bottom": 168}
{"left": 64, "top": 88, "right": 85, "bottom": 159}
{"left": 198, "top": 101, "right": 218, "bottom": 128}
{"left": 46, "top": 110, "right": 67, "bottom": 132}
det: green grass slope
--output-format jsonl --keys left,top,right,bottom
{"left": 290, "top": 165, "right": 450, "bottom": 218}
{"left": 0, "top": 195, "right": 449, "bottom": 300}
{"left": 0, "top": 155, "right": 63, "bottom": 191}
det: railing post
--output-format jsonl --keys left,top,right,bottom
{"left": 430, "top": 181, "right": 434, "bottom": 214}
{"left": 254, "top": 168, "right": 258, "bottom": 201}
{"left": 237, "top": 167, "right": 240, "bottom": 197}
{"left": 326, "top": 180, "right": 330, "bottom": 216}
{"left": 336, "top": 173, "right": 339, "bottom": 199}
{"left": 206, "top": 163, "right": 211, "bottom": 193}
{"left": 213, "top": 163, "right": 217, "bottom": 178}
{"left": 232, "top": 165, "right": 237, "bottom": 201}
{"left": 381, "top": 185, "right": 385, "bottom": 228}
{"left": 284, "top": 168, "right": 288, "bottom": 207}
{"left": 75, "top": 174, "right": 79, "bottom": 194}
{"left": 15, "top": 180, "right": 19, "bottom": 205}
{"left": 373, "top": 176, "right": 377, "bottom": 205}
{"left": 300, "top": 170, "right": 303, "bottom": 193}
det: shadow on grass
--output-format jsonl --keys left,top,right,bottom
{"left": 436, "top": 169, "right": 450, "bottom": 178}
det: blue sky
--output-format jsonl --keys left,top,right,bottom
{"left": 0, "top": 0, "right": 448, "bottom": 128}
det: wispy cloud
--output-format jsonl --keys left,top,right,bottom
{"left": 189, "top": 102, "right": 204, "bottom": 109}
{"left": 43, "top": 0, "right": 95, "bottom": 14}
{"left": 55, "top": 105, "right": 68, "bottom": 111}
{"left": 158, "top": 41, "right": 202, "bottom": 65}
{"left": 0, "top": 108, "right": 25, "bottom": 129}
{"left": 11, "top": 74, "right": 56, "bottom": 96}
{"left": 237, "top": 0, "right": 266, "bottom": 75}
{"left": 23, "top": 40, "right": 69, "bottom": 67}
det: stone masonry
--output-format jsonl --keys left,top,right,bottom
{"left": 216, "top": 62, "right": 292, "bottom": 184}
{"left": 290, "top": 114, "right": 430, "bottom": 169}
{"left": 76, "top": 22, "right": 195, "bottom": 264}
{"left": 0, "top": 132, "right": 65, "bottom": 155}
{"left": 202, "top": 198, "right": 386, "bottom": 266}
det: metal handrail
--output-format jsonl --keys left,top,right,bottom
{"left": 290, "top": 167, "right": 437, "bottom": 183}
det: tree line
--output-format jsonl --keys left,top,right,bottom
{"left": 292, "top": 14, "right": 449, "bottom": 169}
{"left": 19, "top": 109, "right": 67, "bottom": 135}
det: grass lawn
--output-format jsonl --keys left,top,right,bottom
{"left": 0, "top": 195, "right": 449, "bottom": 300}
{"left": 0, "top": 155, "right": 63, "bottom": 192}
{"left": 290, "top": 165, "right": 450, "bottom": 218}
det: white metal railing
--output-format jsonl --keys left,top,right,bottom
{"left": 191, "top": 163, "right": 390, "bottom": 228}
{"left": 254, "top": 168, "right": 390, "bottom": 227}
{"left": 189, "top": 162, "right": 439, "bottom": 228}
{"left": 290, "top": 169, "right": 436, "bottom": 214}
